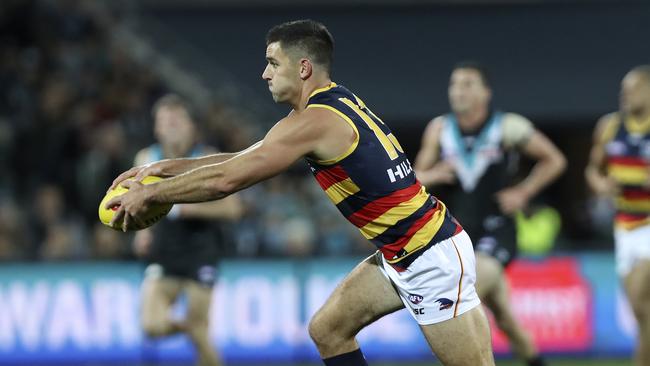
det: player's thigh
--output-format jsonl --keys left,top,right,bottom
{"left": 624, "top": 259, "right": 650, "bottom": 315}
{"left": 310, "top": 253, "right": 404, "bottom": 337}
{"left": 420, "top": 306, "right": 494, "bottom": 366}
{"left": 141, "top": 275, "right": 183, "bottom": 323}
{"left": 184, "top": 280, "right": 214, "bottom": 326}
{"left": 475, "top": 253, "right": 503, "bottom": 299}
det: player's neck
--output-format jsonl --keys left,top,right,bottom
{"left": 455, "top": 107, "right": 489, "bottom": 132}
{"left": 629, "top": 107, "right": 650, "bottom": 123}
{"left": 293, "top": 76, "right": 332, "bottom": 111}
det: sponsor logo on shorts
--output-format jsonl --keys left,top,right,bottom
{"left": 408, "top": 293, "right": 424, "bottom": 305}
{"left": 435, "top": 298, "right": 454, "bottom": 310}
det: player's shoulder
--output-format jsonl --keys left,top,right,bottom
{"left": 134, "top": 146, "right": 155, "bottom": 165}
{"left": 426, "top": 115, "right": 446, "bottom": 133}
{"left": 596, "top": 112, "right": 620, "bottom": 127}
{"left": 501, "top": 112, "right": 534, "bottom": 127}
{"left": 594, "top": 111, "right": 621, "bottom": 142}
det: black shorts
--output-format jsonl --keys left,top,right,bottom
{"left": 469, "top": 214, "right": 517, "bottom": 268}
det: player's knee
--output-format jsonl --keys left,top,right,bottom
{"left": 629, "top": 298, "right": 650, "bottom": 323}
{"left": 307, "top": 314, "right": 327, "bottom": 346}
{"left": 308, "top": 312, "right": 341, "bottom": 347}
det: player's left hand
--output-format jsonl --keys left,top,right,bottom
{"left": 495, "top": 186, "right": 531, "bottom": 215}
{"left": 105, "top": 180, "right": 150, "bottom": 232}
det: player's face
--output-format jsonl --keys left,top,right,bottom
{"left": 154, "top": 106, "right": 195, "bottom": 146}
{"left": 448, "top": 68, "right": 491, "bottom": 114}
{"left": 262, "top": 42, "right": 301, "bottom": 103}
{"left": 620, "top": 71, "right": 650, "bottom": 115}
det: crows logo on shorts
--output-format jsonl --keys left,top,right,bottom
{"left": 408, "top": 294, "right": 424, "bottom": 304}
{"left": 436, "top": 298, "right": 454, "bottom": 310}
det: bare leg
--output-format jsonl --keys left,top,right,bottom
{"left": 140, "top": 276, "right": 184, "bottom": 337}
{"left": 420, "top": 306, "right": 494, "bottom": 366}
{"left": 624, "top": 259, "right": 650, "bottom": 366}
{"left": 308, "top": 254, "right": 404, "bottom": 358}
{"left": 184, "top": 281, "right": 221, "bottom": 366}
{"left": 475, "top": 253, "right": 538, "bottom": 360}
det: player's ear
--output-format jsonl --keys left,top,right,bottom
{"left": 299, "top": 59, "right": 313, "bottom": 80}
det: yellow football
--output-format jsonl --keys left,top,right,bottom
{"left": 98, "top": 176, "right": 173, "bottom": 231}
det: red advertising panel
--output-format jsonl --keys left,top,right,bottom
{"left": 489, "top": 258, "right": 592, "bottom": 353}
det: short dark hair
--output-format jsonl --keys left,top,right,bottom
{"left": 151, "top": 93, "right": 195, "bottom": 121}
{"left": 630, "top": 64, "right": 650, "bottom": 84}
{"left": 266, "top": 19, "right": 334, "bottom": 72}
{"left": 452, "top": 61, "right": 491, "bottom": 88}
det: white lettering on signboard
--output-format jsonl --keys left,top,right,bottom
{"left": 232, "top": 277, "right": 274, "bottom": 346}
{"left": 0, "top": 282, "right": 49, "bottom": 350}
{"left": 47, "top": 281, "right": 90, "bottom": 349}
{"left": 91, "top": 280, "right": 140, "bottom": 348}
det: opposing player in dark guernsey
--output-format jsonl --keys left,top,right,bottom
{"left": 132, "top": 95, "right": 242, "bottom": 366}
{"left": 414, "top": 62, "right": 566, "bottom": 366}
{"left": 107, "top": 20, "right": 494, "bottom": 365}
{"left": 586, "top": 65, "right": 650, "bottom": 366}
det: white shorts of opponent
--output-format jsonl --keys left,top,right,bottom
{"left": 378, "top": 230, "right": 481, "bottom": 325}
{"left": 615, "top": 223, "right": 650, "bottom": 277}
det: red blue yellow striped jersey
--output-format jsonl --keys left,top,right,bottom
{"left": 305, "top": 82, "right": 461, "bottom": 268}
{"left": 604, "top": 113, "right": 650, "bottom": 229}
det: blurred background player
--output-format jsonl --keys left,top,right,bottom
{"left": 585, "top": 65, "right": 650, "bottom": 366}
{"left": 414, "top": 61, "right": 566, "bottom": 366}
{"left": 133, "top": 94, "right": 243, "bottom": 366}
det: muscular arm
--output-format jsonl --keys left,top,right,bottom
{"left": 150, "top": 141, "right": 262, "bottom": 176}
{"left": 134, "top": 148, "right": 245, "bottom": 221}
{"left": 109, "top": 142, "right": 262, "bottom": 190}
{"left": 515, "top": 130, "right": 567, "bottom": 197}
{"left": 496, "top": 114, "right": 567, "bottom": 214}
{"left": 108, "top": 106, "right": 355, "bottom": 230}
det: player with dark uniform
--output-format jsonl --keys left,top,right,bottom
{"left": 132, "top": 94, "right": 242, "bottom": 366}
{"left": 414, "top": 62, "right": 566, "bottom": 366}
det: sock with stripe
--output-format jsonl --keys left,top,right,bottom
{"left": 322, "top": 348, "right": 369, "bottom": 366}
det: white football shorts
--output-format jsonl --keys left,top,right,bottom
{"left": 615, "top": 223, "right": 650, "bottom": 277}
{"left": 377, "top": 230, "right": 481, "bottom": 325}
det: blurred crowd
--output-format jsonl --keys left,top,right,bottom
{"left": 0, "top": 1, "right": 615, "bottom": 263}
{"left": 0, "top": 0, "right": 372, "bottom": 262}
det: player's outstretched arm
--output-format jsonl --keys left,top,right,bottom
{"left": 107, "top": 108, "right": 350, "bottom": 230}
{"left": 109, "top": 141, "right": 262, "bottom": 191}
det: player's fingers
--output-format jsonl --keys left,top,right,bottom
{"left": 119, "top": 180, "right": 133, "bottom": 189}
{"left": 122, "top": 212, "right": 132, "bottom": 232}
{"left": 109, "top": 168, "right": 138, "bottom": 192}
{"left": 110, "top": 206, "right": 125, "bottom": 229}
{"left": 105, "top": 195, "right": 122, "bottom": 211}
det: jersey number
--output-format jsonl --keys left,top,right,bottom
{"left": 339, "top": 98, "right": 404, "bottom": 160}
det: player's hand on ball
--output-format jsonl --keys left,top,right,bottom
{"left": 108, "top": 163, "right": 164, "bottom": 192}
{"left": 107, "top": 179, "right": 148, "bottom": 232}
{"left": 99, "top": 176, "right": 172, "bottom": 232}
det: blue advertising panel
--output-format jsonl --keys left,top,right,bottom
{"left": 0, "top": 254, "right": 637, "bottom": 364}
